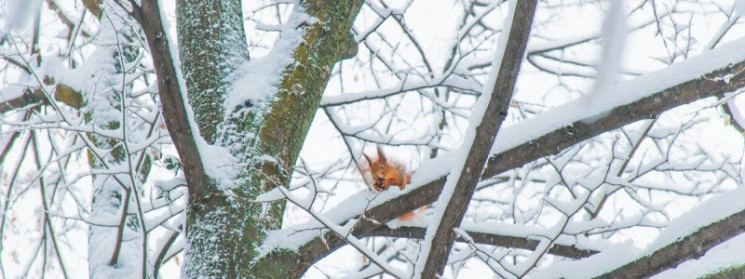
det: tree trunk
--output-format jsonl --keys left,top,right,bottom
{"left": 162, "top": 0, "right": 364, "bottom": 277}
{"left": 86, "top": 5, "right": 149, "bottom": 278}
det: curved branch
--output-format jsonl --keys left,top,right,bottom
{"left": 721, "top": 97, "right": 745, "bottom": 134}
{"left": 152, "top": 230, "right": 180, "bottom": 279}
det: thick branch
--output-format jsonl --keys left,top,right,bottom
{"left": 135, "top": 0, "right": 211, "bottom": 217}
{"left": 138, "top": 0, "right": 366, "bottom": 277}
{"left": 419, "top": 1, "right": 537, "bottom": 277}
{"left": 46, "top": 0, "right": 92, "bottom": 37}
{"left": 256, "top": 42, "right": 745, "bottom": 278}
{"left": 482, "top": 63, "right": 745, "bottom": 180}
{"left": 369, "top": 226, "right": 597, "bottom": 259}
{"left": 1, "top": 82, "right": 83, "bottom": 114}
{"left": 177, "top": 0, "right": 248, "bottom": 145}
{"left": 257, "top": 177, "right": 447, "bottom": 279}
{"left": 704, "top": 264, "right": 745, "bottom": 279}
{"left": 0, "top": 90, "right": 43, "bottom": 114}
{"left": 597, "top": 208, "right": 745, "bottom": 278}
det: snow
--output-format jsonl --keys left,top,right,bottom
{"left": 258, "top": 150, "right": 456, "bottom": 254}
{"left": 0, "top": 0, "right": 41, "bottom": 36}
{"left": 5, "top": 0, "right": 745, "bottom": 278}
{"left": 537, "top": 187, "right": 745, "bottom": 278}
{"left": 158, "top": 0, "right": 240, "bottom": 191}
{"left": 414, "top": 0, "right": 518, "bottom": 277}
{"left": 646, "top": 188, "right": 745, "bottom": 253}
{"left": 544, "top": 190, "right": 588, "bottom": 217}
{"left": 467, "top": 220, "right": 608, "bottom": 251}
{"left": 452, "top": 228, "right": 474, "bottom": 243}
{"left": 491, "top": 37, "right": 745, "bottom": 157}
{"left": 273, "top": 185, "right": 411, "bottom": 278}
{"left": 227, "top": 11, "right": 311, "bottom": 112}
{"left": 725, "top": 90, "right": 745, "bottom": 130}
{"left": 653, "top": 233, "right": 745, "bottom": 278}
{"left": 143, "top": 197, "right": 185, "bottom": 232}
{"left": 0, "top": 82, "right": 26, "bottom": 102}
{"left": 253, "top": 187, "right": 287, "bottom": 203}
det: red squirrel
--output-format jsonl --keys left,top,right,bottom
{"left": 361, "top": 146, "right": 411, "bottom": 191}
{"left": 360, "top": 146, "right": 421, "bottom": 221}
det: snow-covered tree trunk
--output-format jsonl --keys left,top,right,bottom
{"left": 175, "top": 1, "right": 256, "bottom": 276}
{"left": 84, "top": 4, "right": 150, "bottom": 278}
{"left": 138, "top": 0, "right": 362, "bottom": 277}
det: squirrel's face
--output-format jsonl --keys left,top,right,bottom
{"left": 371, "top": 163, "right": 390, "bottom": 191}
{"left": 363, "top": 147, "right": 407, "bottom": 191}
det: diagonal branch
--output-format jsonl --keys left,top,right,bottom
{"left": 0, "top": 82, "right": 84, "bottom": 114}
{"left": 152, "top": 230, "right": 180, "bottom": 279}
{"left": 0, "top": 90, "right": 44, "bottom": 114}
{"left": 482, "top": 55, "right": 745, "bottom": 180}
{"left": 257, "top": 39, "right": 745, "bottom": 277}
{"left": 134, "top": 0, "right": 211, "bottom": 197}
{"left": 368, "top": 226, "right": 597, "bottom": 259}
{"left": 597, "top": 207, "right": 745, "bottom": 278}
{"left": 416, "top": 0, "right": 537, "bottom": 277}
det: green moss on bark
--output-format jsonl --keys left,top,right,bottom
{"left": 246, "top": 0, "right": 364, "bottom": 276}
{"left": 178, "top": 0, "right": 363, "bottom": 277}
{"left": 261, "top": 0, "right": 364, "bottom": 167}
{"left": 177, "top": 0, "right": 249, "bottom": 144}
{"left": 702, "top": 264, "right": 745, "bottom": 279}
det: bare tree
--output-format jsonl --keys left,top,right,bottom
{"left": 1, "top": 0, "right": 745, "bottom": 278}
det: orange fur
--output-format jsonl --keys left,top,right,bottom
{"left": 397, "top": 211, "right": 417, "bottom": 221}
{"left": 361, "top": 146, "right": 411, "bottom": 191}
{"left": 396, "top": 206, "right": 428, "bottom": 221}
{"left": 360, "top": 146, "right": 418, "bottom": 221}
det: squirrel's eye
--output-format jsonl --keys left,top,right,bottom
{"left": 380, "top": 166, "right": 384, "bottom": 170}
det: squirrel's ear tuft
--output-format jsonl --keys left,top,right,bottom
{"left": 363, "top": 153, "right": 374, "bottom": 168}
{"left": 376, "top": 145, "right": 387, "bottom": 163}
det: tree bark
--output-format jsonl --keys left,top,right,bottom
{"left": 85, "top": 5, "right": 148, "bottom": 278}
{"left": 418, "top": 1, "right": 537, "bottom": 277}
{"left": 252, "top": 45, "right": 745, "bottom": 278}
{"left": 705, "top": 264, "right": 745, "bottom": 279}
{"left": 369, "top": 226, "right": 597, "bottom": 259}
{"left": 132, "top": 0, "right": 745, "bottom": 277}
{"left": 598, "top": 208, "right": 745, "bottom": 278}
{"left": 137, "top": 0, "right": 363, "bottom": 277}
